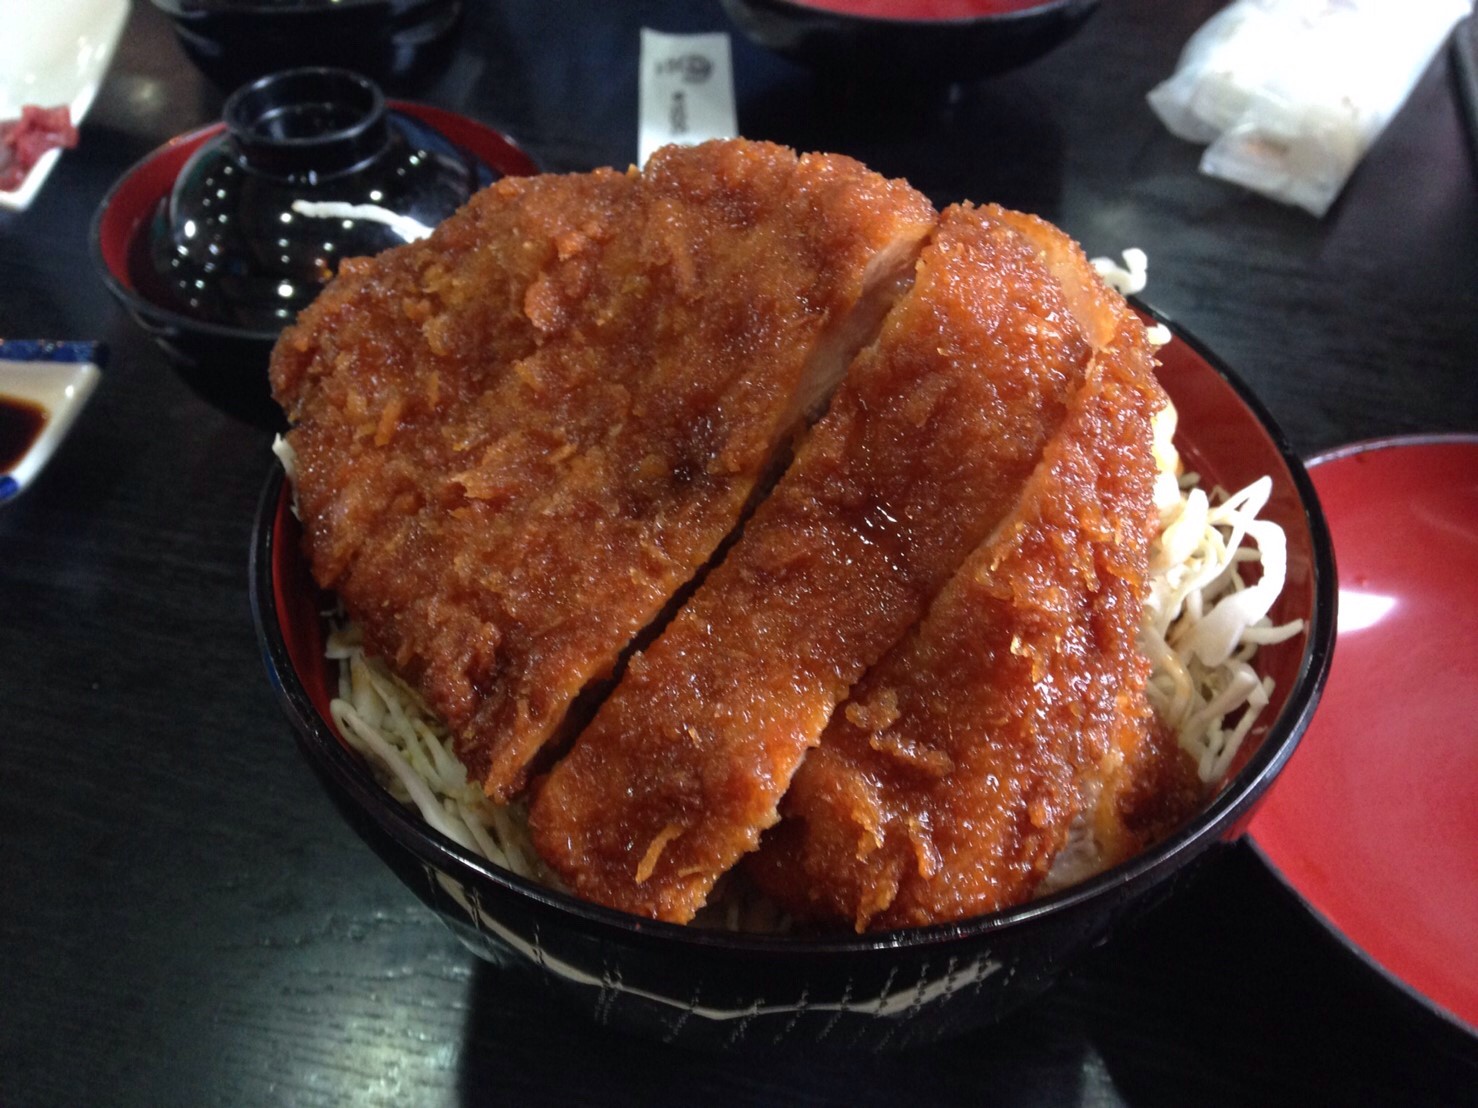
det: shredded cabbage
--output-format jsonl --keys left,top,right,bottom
{"left": 1142, "top": 407, "right": 1304, "bottom": 782}
{"left": 1092, "top": 248, "right": 1149, "bottom": 296}
{"left": 325, "top": 621, "right": 543, "bottom": 880}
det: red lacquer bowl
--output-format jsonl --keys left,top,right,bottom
{"left": 1250, "top": 436, "right": 1478, "bottom": 1037}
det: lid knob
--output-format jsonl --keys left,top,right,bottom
{"left": 224, "top": 67, "right": 389, "bottom": 181}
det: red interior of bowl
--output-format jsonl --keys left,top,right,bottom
{"left": 272, "top": 491, "right": 337, "bottom": 714}
{"left": 1249, "top": 437, "right": 1478, "bottom": 1032}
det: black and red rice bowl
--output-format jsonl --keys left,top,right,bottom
{"left": 251, "top": 306, "right": 1335, "bottom": 1050}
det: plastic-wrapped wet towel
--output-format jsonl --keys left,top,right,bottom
{"left": 1148, "top": 0, "right": 1470, "bottom": 215}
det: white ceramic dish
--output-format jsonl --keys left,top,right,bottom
{"left": 0, "top": 342, "right": 103, "bottom": 503}
{"left": 0, "top": 0, "right": 130, "bottom": 211}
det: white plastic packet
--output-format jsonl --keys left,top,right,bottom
{"left": 1147, "top": 0, "right": 1470, "bottom": 216}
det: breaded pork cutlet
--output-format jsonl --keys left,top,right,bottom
{"left": 528, "top": 204, "right": 1117, "bottom": 923}
{"left": 271, "top": 140, "right": 935, "bottom": 801}
{"left": 745, "top": 296, "right": 1170, "bottom": 931}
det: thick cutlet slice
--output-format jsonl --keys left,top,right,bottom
{"left": 528, "top": 204, "right": 1111, "bottom": 922}
{"left": 271, "top": 140, "right": 935, "bottom": 801}
{"left": 745, "top": 300, "right": 1166, "bottom": 931}
{"left": 1048, "top": 672, "right": 1205, "bottom": 895}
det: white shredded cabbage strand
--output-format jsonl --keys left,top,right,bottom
{"left": 324, "top": 631, "right": 542, "bottom": 881}
{"left": 1142, "top": 412, "right": 1303, "bottom": 783}
{"left": 1091, "top": 247, "right": 1149, "bottom": 296}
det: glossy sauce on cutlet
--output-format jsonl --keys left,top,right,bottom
{"left": 528, "top": 204, "right": 1110, "bottom": 923}
{"left": 747, "top": 306, "right": 1165, "bottom": 930}
{"left": 271, "top": 140, "right": 936, "bottom": 801}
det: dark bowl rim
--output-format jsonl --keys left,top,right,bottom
{"left": 1301, "top": 430, "right": 1478, "bottom": 467}
{"left": 725, "top": 0, "right": 1099, "bottom": 30}
{"left": 89, "top": 103, "right": 534, "bottom": 347}
{"left": 250, "top": 302, "right": 1337, "bottom": 957}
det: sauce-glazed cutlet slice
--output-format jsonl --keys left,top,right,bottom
{"left": 528, "top": 203, "right": 1114, "bottom": 922}
{"left": 271, "top": 139, "right": 936, "bottom": 801}
{"left": 1056, "top": 707, "right": 1204, "bottom": 891}
{"left": 746, "top": 299, "right": 1165, "bottom": 931}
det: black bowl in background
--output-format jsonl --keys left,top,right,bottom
{"left": 149, "top": 0, "right": 463, "bottom": 94}
{"left": 250, "top": 307, "right": 1337, "bottom": 1050}
{"left": 722, "top": 0, "right": 1102, "bottom": 87}
{"left": 92, "top": 89, "right": 537, "bottom": 427}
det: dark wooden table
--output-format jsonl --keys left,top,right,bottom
{"left": 4, "top": 2, "right": 1476, "bottom": 1104}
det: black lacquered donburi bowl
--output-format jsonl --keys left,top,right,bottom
{"left": 251, "top": 309, "right": 1336, "bottom": 1050}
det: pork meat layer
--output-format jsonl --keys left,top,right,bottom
{"left": 528, "top": 203, "right": 1117, "bottom": 922}
{"left": 745, "top": 301, "right": 1169, "bottom": 930}
{"left": 271, "top": 140, "right": 936, "bottom": 800}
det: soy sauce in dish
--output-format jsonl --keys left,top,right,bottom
{"left": 0, "top": 395, "right": 47, "bottom": 471}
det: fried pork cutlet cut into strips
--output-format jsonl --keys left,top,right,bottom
{"left": 528, "top": 203, "right": 1121, "bottom": 923}
{"left": 270, "top": 139, "right": 936, "bottom": 801}
{"left": 1050, "top": 705, "right": 1205, "bottom": 893}
{"left": 746, "top": 304, "right": 1171, "bottom": 931}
